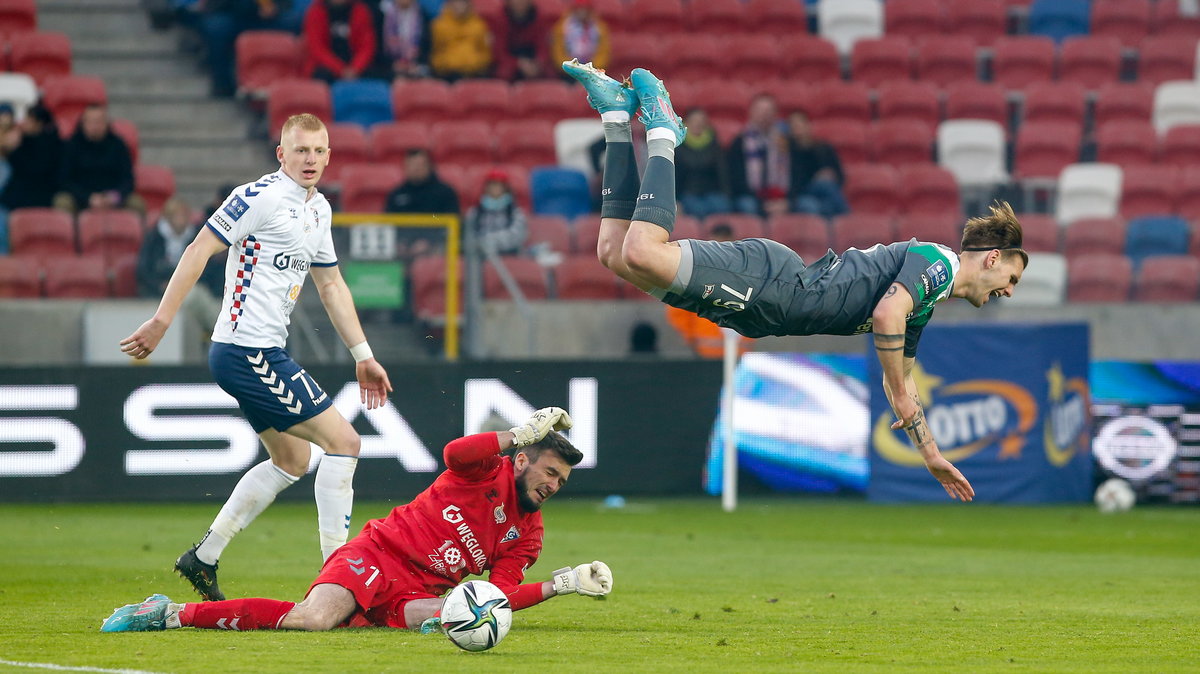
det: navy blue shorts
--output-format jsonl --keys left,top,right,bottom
{"left": 209, "top": 342, "right": 333, "bottom": 433}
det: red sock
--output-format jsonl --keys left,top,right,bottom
{"left": 181, "top": 598, "right": 297, "bottom": 631}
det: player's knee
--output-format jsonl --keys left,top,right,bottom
{"left": 291, "top": 607, "right": 339, "bottom": 631}
{"left": 274, "top": 455, "right": 309, "bottom": 478}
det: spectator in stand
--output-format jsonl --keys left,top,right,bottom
{"left": 663, "top": 223, "right": 752, "bottom": 358}
{"left": 0, "top": 103, "right": 62, "bottom": 212}
{"left": 787, "top": 110, "right": 847, "bottom": 220}
{"left": 0, "top": 104, "right": 14, "bottom": 193}
{"left": 551, "top": 0, "right": 610, "bottom": 75}
{"left": 373, "top": 0, "right": 433, "bottom": 79}
{"left": 465, "top": 167, "right": 528, "bottom": 255}
{"left": 727, "top": 93, "right": 789, "bottom": 217}
{"left": 303, "top": 0, "right": 379, "bottom": 82}
{"left": 384, "top": 148, "right": 460, "bottom": 257}
{"left": 136, "top": 197, "right": 224, "bottom": 300}
{"left": 429, "top": 0, "right": 492, "bottom": 80}
{"left": 675, "top": 108, "right": 731, "bottom": 220}
{"left": 53, "top": 104, "right": 142, "bottom": 215}
{"left": 195, "top": 1, "right": 307, "bottom": 97}
{"left": 491, "top": 0, "right": 550, "bottom": 81}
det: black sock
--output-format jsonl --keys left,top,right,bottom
{"left": 631, "top": 138, "right": 677, "bottom": 234}
{"left": 600, "top": 122, "right": 639, "bottom": 221}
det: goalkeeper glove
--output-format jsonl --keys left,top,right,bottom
{"left": 509, "top": 407, "right": 573, "bottom": 448}
{"left": 552, "top": 561, "right": 613, "bottom": 597}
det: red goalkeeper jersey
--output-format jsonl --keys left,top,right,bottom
{"left": 360, "top": 432, "right": 545, "bottom": 599}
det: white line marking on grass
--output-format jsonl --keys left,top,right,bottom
{"left": 0, "top": 658, "right": 166, "bottom": 674}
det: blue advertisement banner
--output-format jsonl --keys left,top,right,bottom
{"left": 867, "top": 323, "right": 1092, "bottom": 503}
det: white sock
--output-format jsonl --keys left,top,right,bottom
{"left": 314, "top": 454, "right": 358, "bottom": 561}
{"left": 195, "top": 460, "right": 298, "bottom": 565}
{"left": 601, "top": 110, "right": 630, "bottom": 123}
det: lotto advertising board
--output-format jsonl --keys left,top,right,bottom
{"left": 867, "top": 323, "right": 1093, "bottom": 503}
{"left": 0, "top": 361, "right": 723, "bottom": 502}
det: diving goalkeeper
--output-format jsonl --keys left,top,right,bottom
{"left": 101, "top": 407, "right": 613, "bottom": 633}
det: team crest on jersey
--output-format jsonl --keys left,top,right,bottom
{"left": 501, "top": 525, "right": 520, "bottom": 543}
{"left": 702, "top": 284, "right": 715, "bottom": 299}
{"left": 493, "top": 505, "right": 507, "bottom": 524}
{"left": 224, "top": 195, "right": 249, "bottom": 221}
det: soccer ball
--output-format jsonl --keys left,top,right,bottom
{"left": 440, "top": 580, "right": 512, "bottom": 652}
{"left": 1094, "top": 477, "right": 1136, "bottom": 513}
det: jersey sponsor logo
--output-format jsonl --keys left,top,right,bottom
{"left": 442, "top": 505, "right": 488, "bottom": 568}
{"left": 429, "top": 539, "right": 467, "bottom": 575}
{"left": 442, "top": 505, "right": 463, "bottom": 524}
{"left": 501, "top": 525, "right": 520, "bottom": 543}
{"left": 211, "top": 213, "right": 233, "bottom": 232}
{"left": 493, "top": 504, "right": 506, "bottom": 524}
{"left": 924, "top": 260, "right": 948, "bottom": 288}
{"left": 272, "top": 253, "right": 310, "bottom": 272}
{"left": 918, "top": 273, "right": 933, "bottom": 297}
{"left": 223, "top": 195, "right": 250, "bottom": 221}
{"left": 852, "top": 320, "right": 873, "bottom": 335}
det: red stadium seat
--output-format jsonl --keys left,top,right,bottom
{"left": 946, "top": 0, "right": 1007, "bottom": 47}
{"left": 1021, "top": 81, "right": 1087, "bottom": 125}
{"left": 744, "top": 0, "right": 808, "bottom": 34}
{"left": 1137, "top": 36, "right": 1199, "bottom": 85}
{"left": 510, "top": 80, "right": 590, "bottom": 124}
{"left": 1179, "top": 166, "right": 1200, "bottom": 220}
{"left": 1095, "top": 121, "right": 1158, "bottom": 166}
{"left": 370, "top": 122, "right": 433, "bottom": 165}
{"left": 0, "top": 254, "right": 42, "bottom": 298}
{"left": 1013, "top": 121, "right": 1083, "bottom": 181}
{"left": 895, "top": 212, "right": 963, "bottom": 246}
{"left": 832, "top": 213, "right": 897, "bottom": 252}
{"left": 1067, "top": 253, "right": 1132, "bottom": 301}
{"left": 587, "top": 0, "right": 627, "bottom": 31}
{"left": 992, "top": 36, "right": 1057, "bottom": 89}
{"left": 1151, "top": 0, "right": 1200, "bottom": 38}
{"left": 944, "top": 81, "right": 1009, "bottom": 127}
{"left": 607, "top": 32, "right": 668, "bottom": 80}
{"left": 337, "top": 163, "right": 404, "bottom": 212}
{"left": 266, "top": 79, "right": 331, "bottom": 139}
{"left": 1016, "top": 213, "right": 1061, "bottom": 253}
{"left": 41, "top": 75, "right": 107, "bottom": 136}
{"left": 768, "top": 214, "right": 832, "bottom": 262}
{"left": 685, "top": 0, "right": 747, "bottom": 34}
{"left": 451, "top": 79, "right": 512, "bottom": 121}
{"left": 495, "top": 164, "right": 532, "bottom": 209}
{"left": 1058, "top": 36, "right": 1123, "bottom": 90}
{"left": 553, "top": 254, "right": 622, "bottom": 300}
{"left": 844, "top": 164, "right": 901, "bottom": 215}
{"left": 391, "top": 78, "right": 453, "bottom": 124}
{"left": 77, "top": 209, "right": 143, "bottom": 263}
{"left": 0, "top": 0, "right": 36, "bottom": 39}
{"left": 110, "top": 253, "right": 138, "bottom": 298}
{"left": 1091, "top": 0, "right": 1151, "bottom": 48}
{"left": 1120, "top": 164, "right": 1180, "bottom": 219}
{"left": 673, "top": 213, "right": 703, "bottom": 240}
{"left": 812, "top": 119, "right": 870, "bottom": 165}
{"left": 571, "top": 214, "right": 602, "bottom": 255}
{"left": 435, "top": 164, "right": 471, "bottom": 203}
{"left": 779, "top": 37, "right": 842, "bottom": 83}
{"left": 8, "top": 208, "right": 75, "bottom": 256}
{"left": 873, "top": 119, "right": 935, "bottom": 167}
{"left": 703, "top": 213, "right": 769, "bottom": 241}
{"left": 627, "top": 0, "right": 685, "bottom": 34}
{"left": 235, "top": 30, "right": 301, "bottom": 97}
{"left": 110, "top": 118, "right": 139, "bottom": 165}
{"left": 526, "top": 214, "right": 572, "bottom": 254}
{"left": 324, "top": 123, "right": 369, "bottom": 185}
{"left": 850, "top": 37, "right": 914, "bottom": 87}
{"left": 43, "top": 254, "right": 109, "bottom": 298}
{"left": 483, "top": 256, "right": 548, "bottom": 300}
{"left": 806, "top": 81, "right": 872, "bottom": 125}
{"left": 770, "top": 79, "right": 812, "bottom": 117}
{"left": 885, "top": 0, "right": 944, "bottom": 41}
{"left": 408, "top": 254, "right": 463, "bottom": 322}
{"left": 1133, "top": 255, "right": 1200, "bottom": 301}
{"left": 8, "top": 31, "right": 71, "bottom": 85}
{"left": 430, "top": 122, "right": 495, "bottom": 166}
{"left": 876, "top": 81, "right": 941, "bottom": 128}
{"left": 915, "top": 36, "right": 978, "bottom": 87}
{"left": 899, "top": 164, "right": 961, "bottom": 215}
{"left": 731, "top": 40, "right": 783, "bottom": 83}
{"left": 494, "top": 120, "right": 557, "bottom": 168}
{"left": 135, "top": 164, "right": 176, "bottom": 216}
{"left": 1093, "top": 82, "right": 1155, "bottom": 126}
{"left": 1160, "top": 125, "right": 1200, "bottom": 167}
{"left": 663, "top": 34, "right": 727, "bottom": 82}
{"left": 683, "top": 80, "right": 753, "bottom": 125}
{"left": 1064, "top": 217, "right": 1127, "bottom": 256}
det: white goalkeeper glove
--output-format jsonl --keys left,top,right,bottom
{"left": 509, "top": 407, "right": 573, "bottom": 448}
{"left": 552, "top": 561, "right": 613, "bottom": 597}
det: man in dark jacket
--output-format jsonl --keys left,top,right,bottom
{"left": 0, "top": 103, "right": 62, "bottom": 211}
{"left": 675, "top": 107, "right": 731, "bottom": 219}
{"left": 491, "top": 0, "right": 549, "bottom": 81}
{"left": 53, "top": 104, "right": 140, "bottom": 214}
{"left": 384, "top": 148, "right": 460, "bottom": 258}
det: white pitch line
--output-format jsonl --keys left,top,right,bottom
{"left": 0, "top": 658, "right": 166, "bottom": 674}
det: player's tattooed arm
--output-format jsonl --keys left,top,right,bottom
{"left": 873, "top": 332, "right": 905, "bottom": 352}
{"left": 903, "top": 396, "right": 934, "bottom": 452}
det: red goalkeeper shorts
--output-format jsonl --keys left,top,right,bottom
{"left": 309, "top": 541, "right": 441, "bottom": 629}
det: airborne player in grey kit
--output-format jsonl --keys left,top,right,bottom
{"left": 564, "top": 60, "right": 1029, "bottom": 502}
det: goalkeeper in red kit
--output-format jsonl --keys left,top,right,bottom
{"left": 100, "top": 407, "right": 614, "bottom": 633}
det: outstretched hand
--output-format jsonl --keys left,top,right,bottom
{"left": 925, "top": 454, "right": 975, "bottom": 502}
{"left": 355, "top": 359, "right": 392, "bottom": 409}
{"left": 118, "top": 317, "right": 169, "bottom": 360}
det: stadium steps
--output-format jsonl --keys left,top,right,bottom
{"left": 37, "top": 0, "right": 275, "bottom": 209}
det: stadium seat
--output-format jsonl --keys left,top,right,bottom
{"left": 685, "top": 0, "right": 746, "bottom": 34}
{"left": 663, "top": 34, "right": 727, "bottom": 82}
{"left": 686, "top": 80, "right": 754, "bottom": 126}
{"left": 430, "top": 121, "right": 495, "bottom": 166}
{"left": 134, "top": 164, "right": 176, "bottom": 216}
{"left": 703, "top": 214, "right": 770, "bottom": 241}
{"left": 895, "top": 212, "right": 962, "bottom": 246}
{"left": 510, "top": 80, "right": 590, "bottom": 124}
{"left": 1151, "top": 0, "right": 1200, "bottom": 38}
{"left": 943, "top": 81, "right": 1010, "bottom": 128}
{"left": 992, "top": 36, "right": 1057, "bottom": 89}
{"left": 812, "top": 119, "right": 870, "bottom": 165}
{"left": 1066, "top": 253, "right": 1132, "bottom": 302}
{"left": 43, "top": 254, "right": 109, "bottom": 298}
{"left": 1161, "top": 124, "right": 1200, "bottom": 166}
{"left": 77, "top": 209, "right": 142, "bottom": 263}
{"left": 1153, "top": 80, "right": 1200, "bottom": 134}
{"left": 586, "top": 0, "right": 626, "bottom": 31}
{"left": 937, "top": 120, "right": 1009, "bottom": 189}
{"left": 1002, "top": 251, "right": 1066, "bottom": 306}
{"left": 731, "top": 40, "right": 784, "bottom": 83}
{"left": 1179, "top": 166, "right": 1200, "bottom": 220}
{"left": 1138, "top": 36, "right": 1200, "bottom": 85}
{"left": 531, "top": 167, "right": 592, "bottom": 220}
{"left": 110, "top": 252, "right": 138, "bottom": 298}
{"left": 843, "top": 163, "right": 901, "bottom": 215}
{"left": 571, "top": 213, "right": 602, "bottom": 255}
{"left": 235, "top": 30, "right": 301, "bottom": 97}
{"left": 1095, "top": 121, "right": 1158, "bottom": 166}
{"left": 945, "top": 0, "right": 1007, "bottom": 47}
{"left": 0, "top": 72, "right": 37, "bottom": 119}
{"left": 1056, "top": 163, "right": 1123, "bottom": 225}
{"left": 553, "top": 254, "right": 622, "bottom": 300}
{"left": 806, "top": 81, "right": 873, "bottom": 125}
{"left": 768, "top": 214, "right": 832, "bottom": 261}
{"left": 0, "top": 0, "right": 36, "bottom": 39}
{"left": 8, "top": 208, "right": 75, "bottom": 256}
{"left": 408, "top": 254, "right": 463, "bottom": 323}
{"left": 744, "top": 0, "right": 809, "bottom": 34}
{"left": 832, "top": 213, "right": 896, "bottom": 252}
{"left": 337, "top": 163, "right": 404, "bottom": 212}
{"left": 391, "top": 79, "right": 454, "bottom": 125}
{"left": 323, "top": 123, "right": 369, "bottom": 185}
{"left": 526, "top": 214, "right": 572, "bottom": 255}
{"left": 885, "top": 0, "right": 944, "bottom": 41}
{"left": 1064, "top": 216, "right": 1127, "bottom": 256}
{"left": 1028, "top": 0, "right": 1091, "bottom": 43}
{"left": 1021, "top": 81, "right": 1087, "bottom": 125}
{"left": 1125, "top": 215, "right": 1192, "bottom": 266}
{"left": 266, "top": 79, "right": 331, "bottom": 139}
{"left": 850, "top": 37, "right": 914, "bottom": 87}
{"left": 452, "top": 79, "right": 513, "bottom": 121}
{"left": 0, "top": 255, "right": 41, "bottom": 298}
{"left": 1093, "top": 82, "right": 1155, "bottom": 126}
{"left": 899, "top": 165, "right": 961, "bottom": 215}
{"left": 1090, "top": 0, "right": 1151, "bottom": 48}
{"left": 370, "top": 121, "right": 433, "bottom": 165}
{"left": 1058, "top": 36, "right": 1123, "bottom": 90}
{"left": 607, "top": 32, "right": 668, "bottom": 81}
{"left": 779, "top": 37, "right": 843, "bottom": 83}
{"left": 1014, "top": 121, "right": 1083, "bottom": 182}
{"left": 818, "top": 0, "right": 884, "bottom": 56}
{"left": 770, "top": 79, "right": 812, "bottom": 118}
{"left": 8, "top": 31, "right": 71, "bottom": 86}
{"left": 41, "top": 75, "right": 107, "bottom": 136}
{"left": 1120, "top": 165, "right": 1180, "bottom": 220}
{"left": 494, "top": 120, "right": 557, "bottom": 168}
{"left": 914, "top": 36, "right": 978, "bottom": 87}
{"left": 627, "top": 0, "right": 685, "bottom": 34}
{"left": 873, "top": 119, "right": 935, "bottom": 167}
{"left": 876, "top": 81, "right": 940, "bottom": 128}
{"left": 483, "top": 256, "right": 548, "bottom": 300}
{"left": 331, "top": 79, "right": 393, "bottom": 128}
{"left": 1016, "top": 213, "right": 1061, "bottom": 253}
{"left": 110, "top": 118, "right": 139, "bottom": 165}
{"left": 1132, "top": 255, "right": 1200, "bottom": 301}
{"left": 672, "top": 213, "right": 703, "bottom": 241}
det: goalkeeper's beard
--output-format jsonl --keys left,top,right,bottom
{"left": 514, "top": 470, "right": 542, "bottom": 513}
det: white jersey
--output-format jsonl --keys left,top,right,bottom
{"left": 204, "top": 170, "right": 337, "bottom": 348}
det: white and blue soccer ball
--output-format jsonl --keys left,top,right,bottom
{"left": 440, "top": 580, "right": 512, "bottom": 652}
{"left": 1094, "top": 477, "right": 1136, "bottom": 514}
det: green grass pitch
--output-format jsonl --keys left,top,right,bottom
{"left": 1, "top": 498, "right": 1197, "bottom": 673}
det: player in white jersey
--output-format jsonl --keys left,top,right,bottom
{"left": 120, "top": 113, "right": 392, "bottom": 601}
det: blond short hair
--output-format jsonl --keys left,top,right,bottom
{"left": 280, "top": 113, "right": 326, "bottom": 140}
